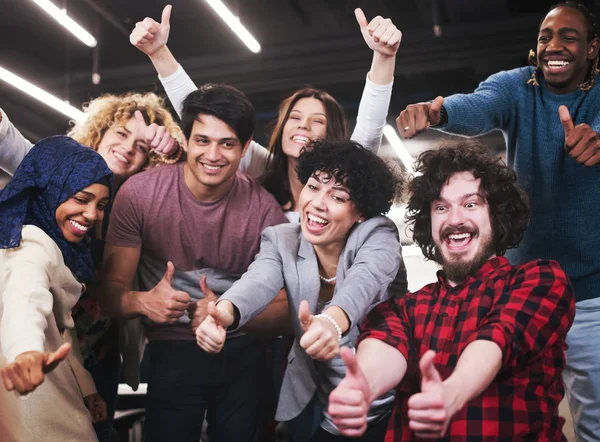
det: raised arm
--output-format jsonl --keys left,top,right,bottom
{"left": 0, "top": 108, "right": 34, "bottom": 175}
{"left": 350, "top": 9, "right": 401, "bottom": 152}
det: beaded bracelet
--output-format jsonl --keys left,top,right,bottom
{"left": 315, "top": 313, "right": 342, "bottom": 342}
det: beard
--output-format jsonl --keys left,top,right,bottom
{"left": 434, "top": 229, "right": 496, "bottom": 283}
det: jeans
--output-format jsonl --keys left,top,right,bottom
{"left": 89, "top": 345, "right": 121, "bottom": 442}
{"left": 144, "top": 336, "right": 265, "bottom": 442}
{"left": 309, "top": 410, "right": 389, "bottom": 442}
{"left": 563, "top": 296, "right": 600, "bottom": 441}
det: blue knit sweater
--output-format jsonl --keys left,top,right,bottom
{"left": 442, "top": 66, "right": 600, "bottom": 302}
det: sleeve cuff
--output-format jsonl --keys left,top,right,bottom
{"left": 4, "top": 337, "right": 45, "bottom": 364}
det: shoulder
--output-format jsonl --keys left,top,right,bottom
{"left": 14, "top": 225, "right": 62, "bottom": 265}
{"left": 512, "top": 258, "right": 569, "bottom": 282}
{"left": 262, "top": 223, "right": 302, "bottom": 244}
{"left": 484, "top": 66, "right": 534, "bottom": 85}
{"left": 121, "top": 163, "right": 180, "bottom": 190}
{"left": 234, "top": 171, "right": 283, "bottom": 211}
{"left": 346, "top": 216, "right": 399, "bottom": 244}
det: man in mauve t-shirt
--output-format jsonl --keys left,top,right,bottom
{"left": 100, "top": 84, "right": 287, "bottom": 442}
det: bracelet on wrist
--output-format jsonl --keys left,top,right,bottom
{"left": 315, "top": 313, "right": 342, "bottom": 342}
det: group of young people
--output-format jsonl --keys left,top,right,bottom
{"left": 0, "top": 2, "right": 598, "bottom": 442}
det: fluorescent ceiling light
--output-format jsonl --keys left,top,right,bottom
{"left": 383, "top": 125, "right": 418, "bottom": 175}
{"left": 31, "top": 0, "right": 97, "bottom": 47}
{"left": 205, "top": 0, "right": 261, "bottom": 53}
{"left": 0, "top": 66, "right": 85, "bottom": 121}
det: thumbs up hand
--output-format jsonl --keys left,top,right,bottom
{"left": 407, "top": 350, "right": 453, "bottom": 439}
{"left": 130, "top": 5, "right": 172, "bottom": 56}
{"left": 355, "top": 8, "right": 402, "bottom": 57}
{"left": 559, "top": 105, "right": 600, "bottom": 166}
{"left": 188, "top": 276, "right": 221, "bottom": 331}
{"left": 141, "top": 261, "right": 191, "bottom": 324}
{"left": 134, "top": 110, "right": 177, "bottom": 156}
{"left": 1, "top": 343, "right": 71, "bottom": 395}
{"left": 328, "top": 347, "right": 371, "bottom": 437}
{"left": 196, "top": 300, "right": 235, "bottom": 353}
{"left": 298, "top": 300, "right": 340, "bottom": 361}
{"left": 397, "top": 96, "right": 444, "bottom": 139}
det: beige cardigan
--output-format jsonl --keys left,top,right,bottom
{"left": 0, "top": 225, "right": 97, "bottom": 442}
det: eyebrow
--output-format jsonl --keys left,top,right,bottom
{"left": 311, "top": 174, "right": 349, "bottom": 191}
{"left": 435, "top": 192, "right": 484, "bottom": 202}
{"left": 540, "top": 27, "right": 581, "bottom": 35}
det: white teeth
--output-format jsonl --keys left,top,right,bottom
{"left": 69, "top": 219, "right": 89, "bottom": 232}
{"left": 548, "top": 60, "right": 569, "bottom": 67}
{"left": 307, "top": 213, "right": 328, "bottom": 225}
{"left": 202, "top": 164, "right": 222, "bottom": 170}
{"left": 448, "top": 233, "right": 470, "bottom": 240}
{"left": 113, "top": 151, "right": 129, "bottom": 164}
{"left": 292, "top": 136, "right": 310, "bottom": 144}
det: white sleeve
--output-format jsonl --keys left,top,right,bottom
{"left": 239, "top": 141, "right": 271, "bottom": 179}
{"left": 350, "top": 75, "right": 393, "bottom": 153}
{"left": 0, "top": 107, "right": 34, "bottom": 176}
{"left": 66, "top": 329, "right": 97, "bottom": 397}
{"left": 1, "top": 227, "right": 57, "bottom": 362}
{"left": 158, "top": 64, "right": 198, "bottom": 118}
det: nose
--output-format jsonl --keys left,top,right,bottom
{"left": 205, "top": 142, "right": 221, "bottom": 162}
{"left": 122, "top": 138, "right": 136, "bottom": 155}
{"left": 310, "top": 190, "right": 326, "bottom": 211}
{"left": 447, "top": 207, "right": 466, "bottom": 226}
{"left": 297, "top": 116, "right": 310, "bottom": 131}
{"left": 83, "top": 205, "right": 98, "bottom": 222}
{"left": 547, "top": 36, "right": 563, "bottom": 52}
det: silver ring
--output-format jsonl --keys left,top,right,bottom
{"left": 403, "top": 126, "right": 410, "bottom": 131}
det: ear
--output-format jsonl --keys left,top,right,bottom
{"left": 241, "top": 137, "right": 252, "bottom": 158}
{"left": 587, "top": 37, "right": 600, "bottom": 60}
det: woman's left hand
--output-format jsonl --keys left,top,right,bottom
{"left": 84, "top": 392, "right": 108, "bottom": 423}
{"left": 298, "top": 300, "right": 340, "bottom": 361}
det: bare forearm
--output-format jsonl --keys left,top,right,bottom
{"left": 149, "top": 46, "right": 179, "bottom": 78}
{"left": 368, "top": 52, "right": 395, "bottom": 85}
{"left": 356, "top": 338, "right": 406, "bottom": 402}
{"left": 99, "top": 281, "right": 144, "bottom": 319}
{"left": 443, "top": 340, "right": 502, "bottom": 412}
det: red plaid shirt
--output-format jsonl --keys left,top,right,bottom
{"left": 359, "top": 257, "right": 575, "bottom": 442}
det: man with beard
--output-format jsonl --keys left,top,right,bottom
{"left": 327, "top": 140, "right": 575, "bottom": 441}
{"left": 396, "top": 3, "right": 600, "bottom": 438}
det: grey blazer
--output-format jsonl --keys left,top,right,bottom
{"left": 220, "top": 215, "right": 407, "bottom": 421}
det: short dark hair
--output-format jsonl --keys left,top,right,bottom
{"left": 180, "top": 83, "right": 256, "bottom": 145}
{"left": 405, "top": 139, "right": 529, "bottom": 260}
{"left": 297, "top": 139, "right": 402, "bottom": 219}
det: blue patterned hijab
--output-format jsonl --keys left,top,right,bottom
{"left": 0, "top": 135, "right": 113, "bottom": 283}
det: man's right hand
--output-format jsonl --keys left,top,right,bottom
{"left": 141, "top": 261, "right": 190, "bottom": 324}
{"left": 328, "top": 347, "right": 371, "bottom": 437}
{"left": 196, "top": 300, "right": 235, "bottom": 353}
{"left": 396, "top": 96, "right": 444, "bottom": 139}
{"left": 1, "top": 343, "right": 71, "bottom": 395}
{"left": 130, "top": 4, "right": 172, "bottom": 56}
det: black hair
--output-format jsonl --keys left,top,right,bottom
{"left": 550, "top": 2, "right": 599, "bottom": 42}
{"left": 297, "top": 139, "right": 402, "bottom": 219}
{"left": 180, "top": 83, "right": 256, "bottom": 146}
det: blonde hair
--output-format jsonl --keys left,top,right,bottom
{"left": 66, "top": 92, "right": 185, "bottom": 168}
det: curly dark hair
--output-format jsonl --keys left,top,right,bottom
{"left": 405, "top": 139, "right": 529, "bottom": 261}
{"left": 297, "top": 139, "right": 402, "bottom": 219}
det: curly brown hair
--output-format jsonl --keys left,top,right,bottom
{"left": 405, "top": 139, "right": 529, "bottom": 261}
{"left": 66, "top": 92, "right": 185, "bottom": 169}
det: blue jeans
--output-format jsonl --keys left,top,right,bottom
{"left": 563, "top": 297, "right": 600, "bottom": 441}
{"left": 144, "top": 336, "right": 265, "bottom": 442}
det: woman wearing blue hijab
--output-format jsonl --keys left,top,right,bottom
{"left": 0, "top": 136, "right": 112, "bottom": 442}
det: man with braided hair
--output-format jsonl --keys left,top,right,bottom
{"left": 397, "top": 3, "right": 600, "bottom": 439}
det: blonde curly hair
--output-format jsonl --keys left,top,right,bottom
{"left": 66, "top": 92, "right": 185, "bottom": 169}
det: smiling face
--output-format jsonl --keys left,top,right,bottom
{"left": 183, "top": 114, "right": 249, "bottom": 201}
{"left": 431, "top": 171, "right": 495, "bottom": 285}
{"left": 55, "top": 183, "right": 110, "bottom": 243}
{"left": 281, "top": 97, "right": 328, "bottom": 159}
{"left": 537, "top": 6, "right": 600, "bottom": 94}
{"left": 299, "top": 172, "right": 362, "bottom": 252}
{"left": 96, "top": 117, "right": 150, "bottom": 182}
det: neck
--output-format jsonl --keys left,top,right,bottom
{"left": 183, "top": 163, "right": 235, "bottom": 202}
{"left": 287, "top": 156, "right": 303, "bottom": 212}
{"left": 314, "top": 242, "right": 344, "bottom": 279}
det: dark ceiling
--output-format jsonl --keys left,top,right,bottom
{"left": 1, "top": 0, "right": 597, "bottom": 149}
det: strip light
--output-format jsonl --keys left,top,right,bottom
{"left": 383, "top": 125, "right": 417, "bottom": 175}
{"left": 0, "top": 66, "right": 85, "bottom": 121}
{"left": 31, "top": 0, "right": 97, "bottom": 47}
{"left": 205, "top": 0, "right": 261, "bottom": 53}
